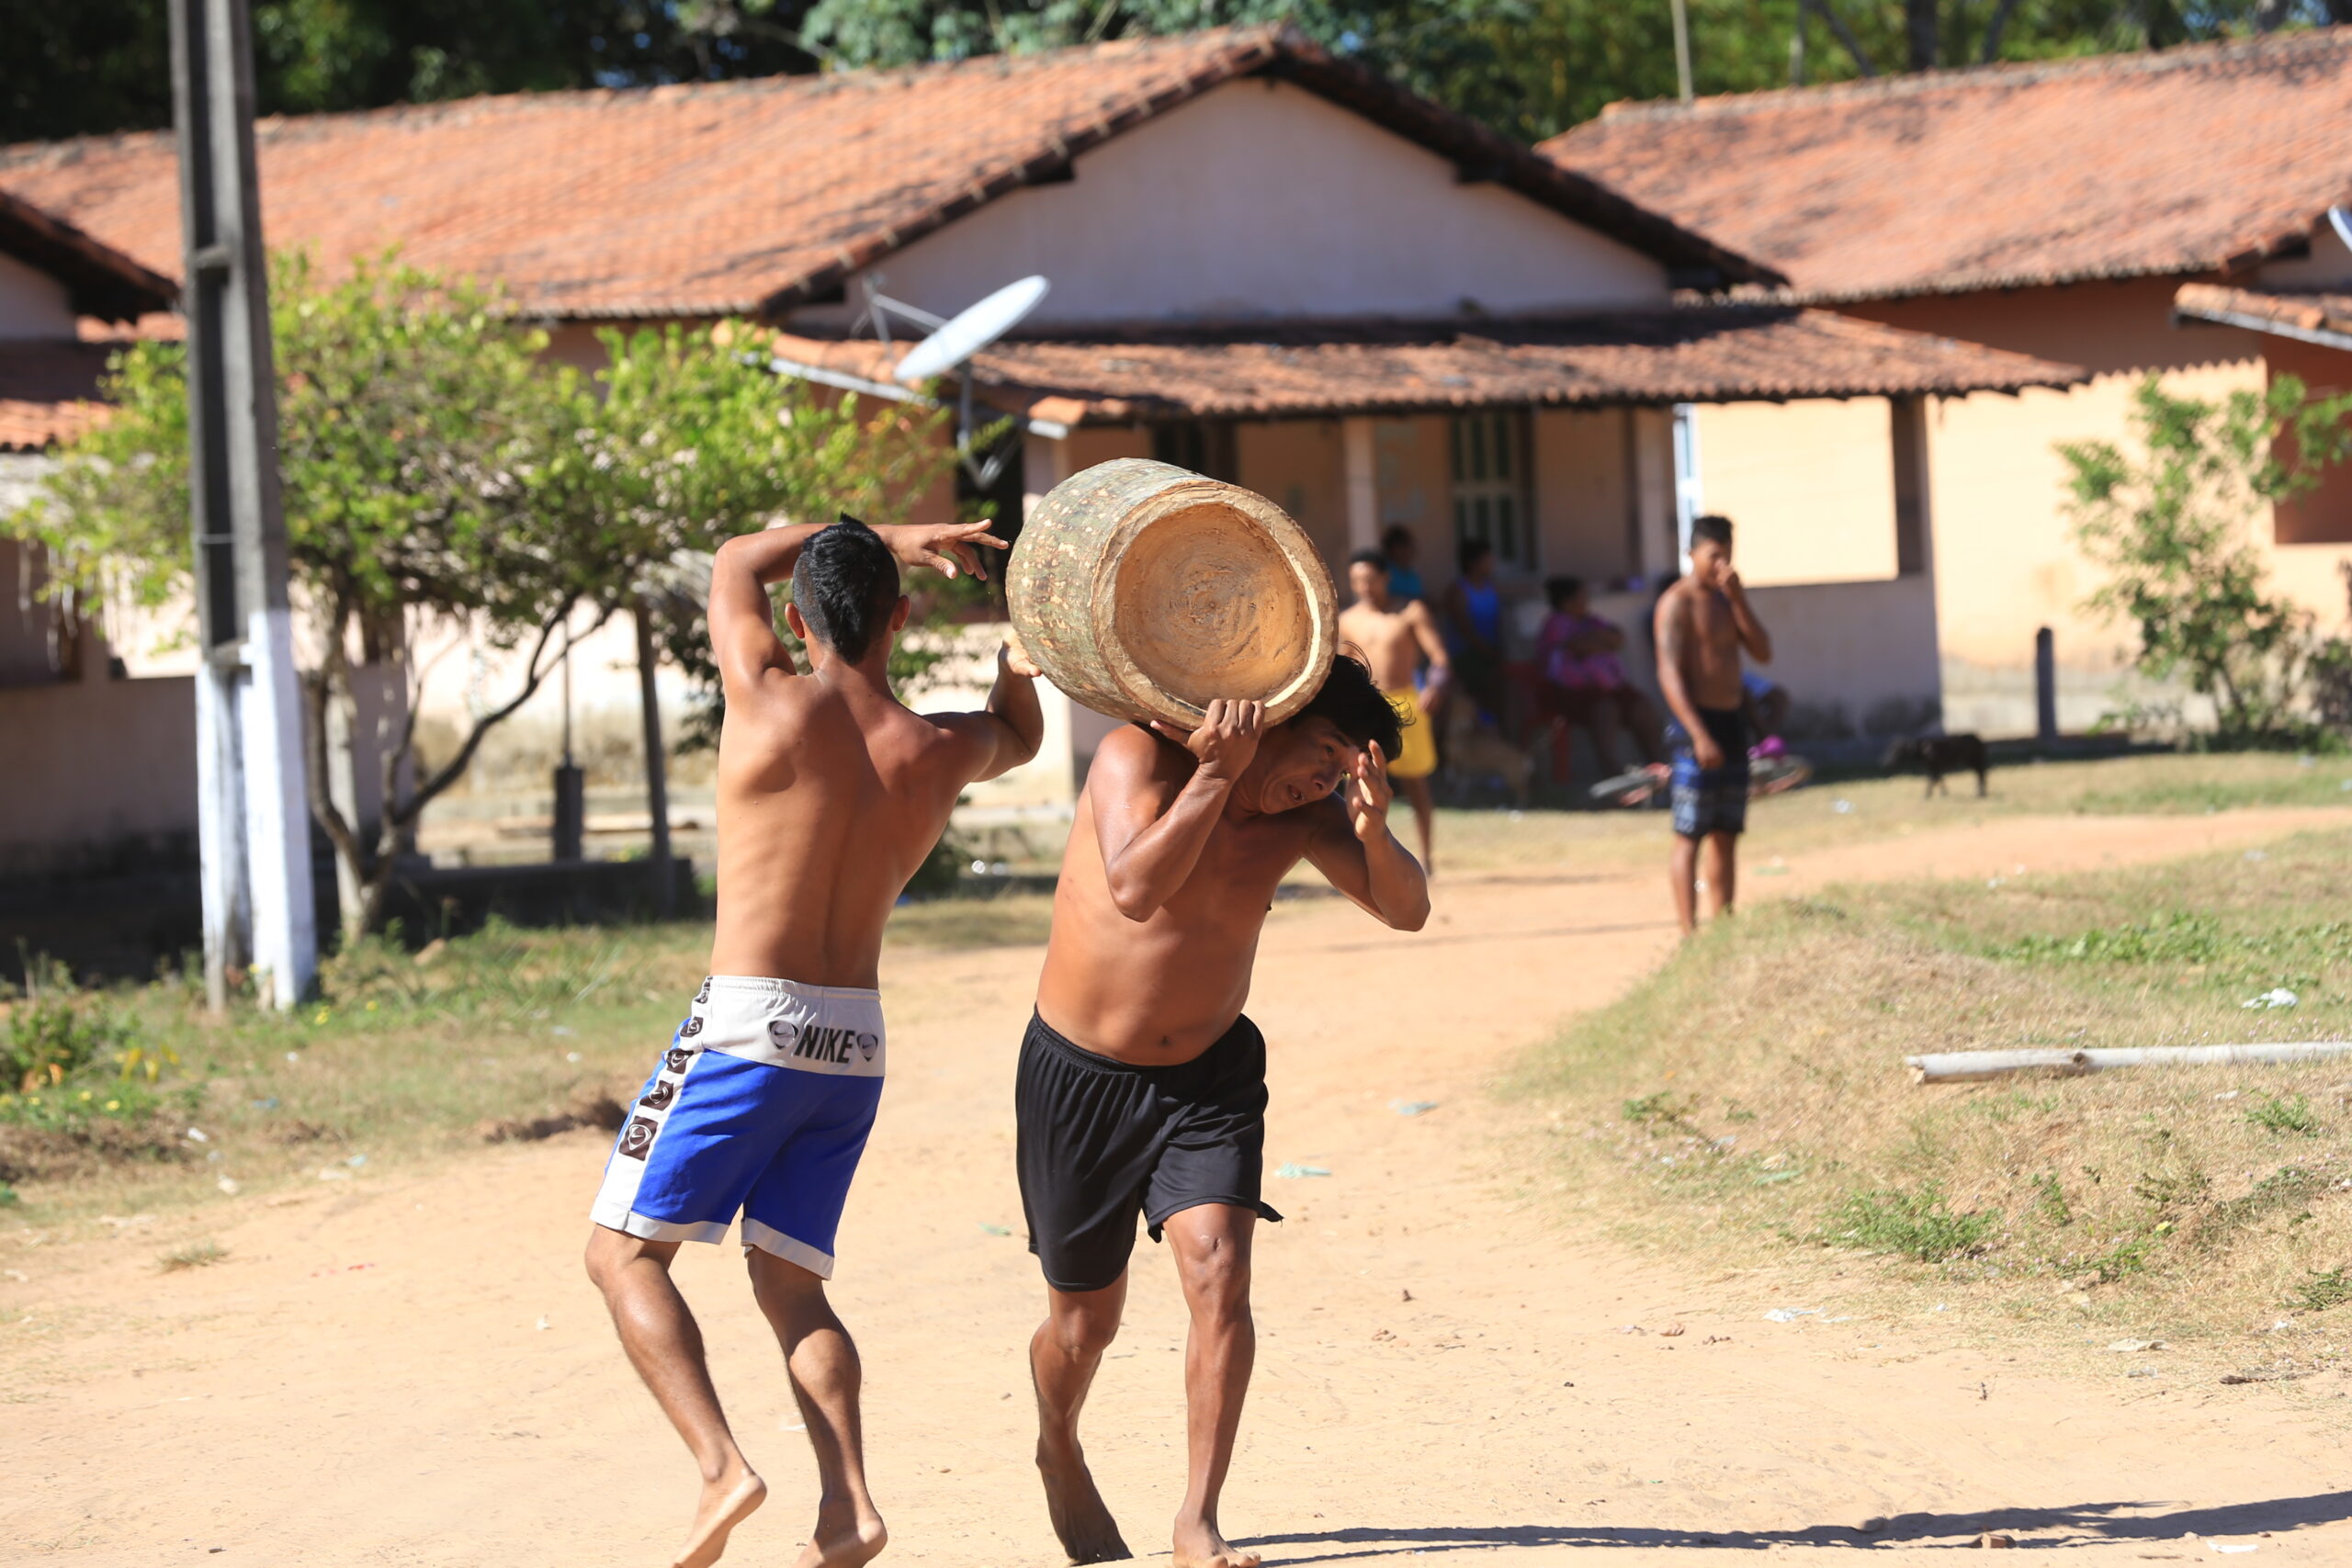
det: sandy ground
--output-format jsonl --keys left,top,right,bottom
{"left": 8, "top": 807, "right": 2352, "bottom": 1566}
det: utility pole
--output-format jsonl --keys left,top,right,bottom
{"left": 1670, "top": 0, "right": 1695, "bottom": 102}
{"left": 171, "top": 0, "right": 317, "bottom": 1011}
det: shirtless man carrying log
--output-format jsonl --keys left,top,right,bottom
{"left": 585, "top": 515, "right": 1043, "bottom": 1568}
{"left": 1653, "top": 513, "right": 1774, "bottom": 935}
{"left": 1017, "top": 656, "right": 1430, "bottom": 1568}
{"left": 1338, "top": 548, "right": 1449, "bottom": 872}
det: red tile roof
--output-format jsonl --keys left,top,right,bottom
{"left": 1544, "top": 29, "right": 2352, "bottom": 304}
{"left": 0, "top": 27, "right": 1770, "bottom": 325}
{"left": 770, "top": 308, "right": 2083, "bottom": 424}
{"left": 0, "top": 340, "right": 121, "bottom": 452}
{"left": 2175, "top": 283, "right": 2352, "bottom": 351}
{"left": 0, "top": 189, "right": 175, "bottom": 321}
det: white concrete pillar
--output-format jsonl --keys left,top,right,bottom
{"left": 1022, "top": 430, "right": 1069, "bottom": 523}
{"left": 1341, "top": 415, "right": 1379, "bottom": 553}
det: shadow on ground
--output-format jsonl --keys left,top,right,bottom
{"left": 1253, "top": 1491, "right": 2352, "bottom": 1558}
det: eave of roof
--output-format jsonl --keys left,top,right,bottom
{"left": 0, "top": 339, "right": 123, "bottom": 452}
{"left": 769, "top": 307, "right": 2084, "bottom": 424}
{"left": 0, "top": 27, "right": 1774, "bottom": 327}
{"left": 2175, "top": 282, "right": 2352, "bottom": 354}
{"left": 1543, "top": 28, "right": 2352, "bottom": 306}
{"left": 0, "top": 190, "right": 176, "bottom": 321}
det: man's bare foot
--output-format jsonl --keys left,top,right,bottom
{"left": 1171, "top": 1515, "right": 1260, "bottom": 1568}
{"left": 789, "top": 1505, "right": 888, "bottom": 1568}
{"left": 1037, "top": 1443, "right": 1131, "bottom": 1562}
{"left": 676, "top": 1466, "right": 766, "bottom": 1568}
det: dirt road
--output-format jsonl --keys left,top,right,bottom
{"left": 10, "top": 808, "right": 2352, "bottom": 1564}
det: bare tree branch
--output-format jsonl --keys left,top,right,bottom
{"left": 1980, "top": 0, "right": 2026, "bottom": 62}
{"left": 1818, "top": 1, "right": 1878, "bottom": 76}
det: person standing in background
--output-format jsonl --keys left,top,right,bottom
{"left": 1440, "top": 537, "right": 1507, "bottom": 723}
{"left": 1380, "top": 525, "right": 1425, "bottom": 604}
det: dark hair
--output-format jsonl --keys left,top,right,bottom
{"left": 1347, "top": 548, "right": 1391, "bottom": 574}
{"left": 792, "top": 514, "right": 900, "bottom": 664}
{"left": 1545, "top": 574, "right": 1584, "bottom": 608}
{"left": 1457, "top": 536, "right": 1494, "bottom": 572}
{"left": 1293, "top": 653, "right": 1404, "bottom": 760}
{"left": 1690, "top": 513, "right": 1734, "bottom": 551}
{"left": 1381, "top": 524, "right": 1415, "bottom": 554}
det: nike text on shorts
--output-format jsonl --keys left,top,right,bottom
{"left": 590, "top": 975, "right": 885, "bottom": 1279}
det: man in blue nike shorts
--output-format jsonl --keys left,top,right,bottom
{"left": 585, "top": 514, "right": 1044, "bottom": 1568}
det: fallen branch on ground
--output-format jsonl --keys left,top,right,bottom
{"left": 1906, "top": 1043, "right": 2352, "bottom": 1084}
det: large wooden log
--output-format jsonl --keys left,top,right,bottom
{"left": 1008, "top": 458, "right": 1338, "bottom": 728}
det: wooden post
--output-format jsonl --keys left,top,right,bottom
{"left": 1342, "top": 416, "right": 1379, "bottom": 554}
{"left": 2035, "top": 626, "right": 2058, "bottom": 746}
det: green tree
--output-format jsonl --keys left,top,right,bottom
{"left": 2060, "top": 374, "right": 2352, "bottom": 747}
{"left": 7, "top": 255, "right": 956, "bottom": 936}
{"left": 0, "top": 0, "right": 822, "bottom": 143}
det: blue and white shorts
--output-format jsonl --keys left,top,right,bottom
{"left": 590, "top": 975, "right": 886, "bottom": 1279}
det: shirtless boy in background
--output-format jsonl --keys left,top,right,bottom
{"left": 585, "top": 515, "right": 1043, "bottom": 1568}
{"left": 1016, "top": 658, "right": 1430, "bottom": 1568}
{"left": 1337, "top": 549, "right": 1449, "bottom": 870}
{"left": 1653, "top": 513, "right": 1773, "bottom": 935}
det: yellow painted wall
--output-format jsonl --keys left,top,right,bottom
{"left": 1235, "top": 419, "right": 1346, "bottom": 576}
{"left": 1691, "top": 398, "right": 1899, "bottom": 586}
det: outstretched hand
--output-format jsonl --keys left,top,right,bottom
{"left": 1152, "top": 698, "right": 1263, "bottom": 783}
{"left": 880, "top": 519, "right": 1010, "bottom": 581}
{"left": 1347, "top": 740, "right": 1394, "bottom": 842}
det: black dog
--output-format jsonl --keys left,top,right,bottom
{"left": 1881, "top": 732, "right": 1989, "bottom": 797}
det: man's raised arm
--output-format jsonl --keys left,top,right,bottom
{"left": 1306, "top": 742, "right": 1430, "bottom": 931}
{"left": 1724, "top": 570, "right": 1774, "bottom": 665}
{"left": 1091, "top": 702, "right": 1263, "bottom": 922}
{"left": 709, "top": 523, "right": 825, "bottom": 694}
{"left": 933, "top": 639, "right": 1047, "bottom": 784}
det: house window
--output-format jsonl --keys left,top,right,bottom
{"left": 1451, "top": 411, "right": 1533, "bottom": 570}
{"left": 1151, "top": 420, "right": 1237, "bottom": 481}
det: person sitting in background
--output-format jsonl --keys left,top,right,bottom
{"left": 1537, "top": 575, "right": 1660, "bottom": 783}
{"left": 1440, "top": 537, "right": 1508, "bottom": 723}
{"left": 1381, "top": 525, "right": 1425, "bottom": 604}
{"left": 1743, "top": 671, "right": 1792, "bottom": 749}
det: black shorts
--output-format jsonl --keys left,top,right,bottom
{"left": 1668, "top": 705, "right": 1750, "bottom": 839}
{"left": 1015, "top": 1011, "right": 1283, "bottom": 1293}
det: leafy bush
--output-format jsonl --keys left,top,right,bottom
{"left": 1822, "top": 1183, "right": 1998, "bottom": 1263}
{"left": 3, "top": 999, "right": 135, "bottom": 1092}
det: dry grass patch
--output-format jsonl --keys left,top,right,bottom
{"left": 1517, "top": 827, "right": 2352, "bottom": 1361}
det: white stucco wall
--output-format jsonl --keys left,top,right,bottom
{"left": 0, "top": 250, "right": 75, "bottom": 340}
{"left": 2258, "top": 220, "right": 2352, "bottom": 290}
{"left": 793, "top": 78, "right": 1670, "bottom": 331}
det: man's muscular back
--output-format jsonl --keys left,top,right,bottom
{"left": 705, "top": 517, "right": 1042, "bottom": 989}
{"left": 711, "top": 681, "right": 975, "bottom": 987}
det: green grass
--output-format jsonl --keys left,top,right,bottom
{"left": 1514, "top": 824, "right": 2352, "bottom": 1352}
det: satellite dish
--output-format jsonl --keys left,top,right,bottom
{"left": 892, "top": 275, "right": 1049, "bottom": 385}
{"left": 2332, "top": 206, "right": 2352, "bottom": 255}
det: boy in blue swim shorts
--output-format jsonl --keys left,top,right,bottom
{"left": 1654, "top": 514, "right": 1775, "bottom": 937}
{"left": 584, "top": 515, "right": 1044, "bottom": 1568}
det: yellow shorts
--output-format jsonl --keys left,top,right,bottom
{"left": 1383, "top": 688, "right": 1438, "bottom": 780}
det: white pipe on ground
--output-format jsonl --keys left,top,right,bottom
{"left": 1907, "top": 1043, "right": 2352, "bottom": 1084}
